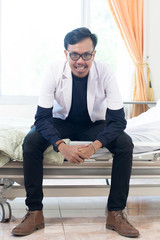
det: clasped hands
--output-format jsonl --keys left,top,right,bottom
{"left": 58, "top": 143, "right": 95, "bottom": 164}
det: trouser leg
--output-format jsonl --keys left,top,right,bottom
{"left": 23, "top": 120, "right": 76, "bottom": 211}
{"left": 106, "top": 132, "right": 133, "bottom": 211}
{"left": 77, "top": 123, "right": 133, "bottom": 210}
{"left": 23, "top": 126, "right": 50, "bottom": 210}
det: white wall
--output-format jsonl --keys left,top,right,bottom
{"left": 144, "top": 0, "right": 160, "bottom": 100}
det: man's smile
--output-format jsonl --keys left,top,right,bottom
{"left": 75, "top": 65, "right": 87, "bottom": 72}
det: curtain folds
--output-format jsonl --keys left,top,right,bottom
{"left": 107, "top": 0, "right": 154, "bottom": 117}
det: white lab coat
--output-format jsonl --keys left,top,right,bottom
{"left": 38, "top": 60, "right": 123, "bottom": 122}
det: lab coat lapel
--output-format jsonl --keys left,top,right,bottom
{"left": 87, "top": 62, "right": 98, "bottom": 118}
{"left": 61, "top": 61, "right": 72, "bottom": 114}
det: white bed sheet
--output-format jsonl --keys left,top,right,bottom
{"left": 125, "top": 99, "right": 160, "bottom": 153}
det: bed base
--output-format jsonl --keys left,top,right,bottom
{"left": 0, "top": 151, "right": 160, "bottom": 223}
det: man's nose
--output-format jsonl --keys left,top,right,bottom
{"left": 76, "top": 56, "right": 85, "bottom": 64}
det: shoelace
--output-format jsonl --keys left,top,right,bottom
{"left": 21, "top": 210, "right": 34, "bottom": 224}
{"left": 114, "top": 211, "right": 134, "bottom": 227}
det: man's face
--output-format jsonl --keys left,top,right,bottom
{"left": 64, "top": 38, "right": 96, "bottom": 78}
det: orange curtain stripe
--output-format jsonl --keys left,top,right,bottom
{"left": 107, "top": 0, "right": 153, "bottom": 116}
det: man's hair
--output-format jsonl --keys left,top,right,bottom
{"left": 64, "top": 27, "right": 98, "bottom": 50}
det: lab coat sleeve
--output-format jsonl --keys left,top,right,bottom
{"left": 34, "top": 63, "right": 61, "bottom": 145}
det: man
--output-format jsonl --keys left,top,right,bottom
{"left": 12, "top": 27, "right": 139, "bottom": 238}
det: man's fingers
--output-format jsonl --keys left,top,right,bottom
{"left": 73, "top": 154, "right": 85, "bottom": 163}
{"left": 78, "top": 144, "right": 89, "bottom": 149}
{"left": 69, "top": 157, "right": 84, "bottom": 164}
{"left": 77, "top": 148, "right": 90, "bottom": 159}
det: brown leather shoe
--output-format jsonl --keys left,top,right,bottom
{"left": 106, "top": 210, "right": 140, "bottom": 238}
{"left": 12, "top": 210, "right": 44, "bottom": 236}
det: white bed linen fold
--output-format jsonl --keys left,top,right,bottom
{"left": 0, "top": 118, "right": 69, "bottom": 167}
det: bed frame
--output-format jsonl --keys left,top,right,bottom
{"left": 0, "top": 141, "right": 160, "bottom": 223}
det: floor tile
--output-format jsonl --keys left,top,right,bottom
{"left": 62, "top": 217, "right": 105, "bottom": 225}
{"left": 64, "top": 224, "right": 124, "bottom": 240}
{"left": 60, "top": 209, "right": 105, "bottom": 218}
{"left": 0, "top": 223, "right": 65, "bottom": 240}
{"left": 1, "top": 195, "right": 160, "bottom": 239}
{"left": 58, "top": 196, "right": 107, "bottom": 209}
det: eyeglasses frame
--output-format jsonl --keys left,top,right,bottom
{"left": 68, "top": 50, "right": 95, "bottom": 61}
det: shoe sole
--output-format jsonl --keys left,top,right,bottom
{"left": 12, "top": 223, "right": 45, "bottom": 236}
{"left": 106, "top": 224, "right": 139, "bottom": 238}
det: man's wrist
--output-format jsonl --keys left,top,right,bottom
{"left": 53, "top": 140, "right": 66, "bottom": 152}
{"left": 89, "top": 142, "right": 97, "bottom": 153}
{"left": 92, "top": 140, "right": 102, "bottom": 151}
{"left": 57, "top": 141, "right": 66, "bottom": 152}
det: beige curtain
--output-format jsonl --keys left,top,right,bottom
{"left": 107, "top": 0, "right": 154, "bottom": 117}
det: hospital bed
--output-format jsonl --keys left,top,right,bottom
{"left": 0, "top": 141, "right": 160, "bottom": 223}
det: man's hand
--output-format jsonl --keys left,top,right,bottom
{"left": 58, "top": 140, "right": 103, "bottom": 164}
{"left": 77, "top": 144, "right": 95, "bottom": 159}
{"left": 78, "top": 140, "right": 103, "bottom": 158}
{"left": 58, "top": 143, "right": 89, "bottom": 164}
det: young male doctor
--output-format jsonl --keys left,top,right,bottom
{"left": 12, "top": 27, "right": 139, "bottom": 238}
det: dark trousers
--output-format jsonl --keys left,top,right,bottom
{"left": 23, "top": 118, "right": 133, "bottom": 211}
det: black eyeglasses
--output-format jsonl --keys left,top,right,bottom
{"left": 68, "top": 51, "right": 95, "bottom": 61}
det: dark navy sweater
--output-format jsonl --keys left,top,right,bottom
{"left": 65, "top": 74, "right": 91, "bottom": 125}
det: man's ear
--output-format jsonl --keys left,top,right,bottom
{"left": 93, "top": 50, "right": 96, "bottom": 60}
{"left": 64, "top": 50, "right": 68, "bottom": 60}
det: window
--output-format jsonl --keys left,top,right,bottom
{"left": 0, "top": 0, "right": 132, "bottom": 100}
{"left": 90, "top": 0, "right": 132, "bottom": 100}
{"left": 1, "top": 0, "right": 81, "bottom": 96}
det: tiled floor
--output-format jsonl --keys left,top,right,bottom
{"left": 1, "top": 195, "right": 160, "bottom": 240}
